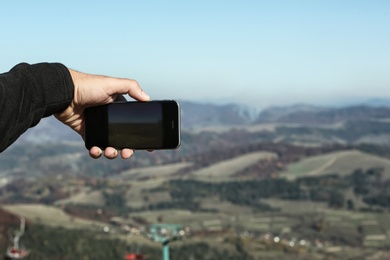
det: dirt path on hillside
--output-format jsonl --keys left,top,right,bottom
{"left": 305, "top": 152, "right": 349, "bottom": 177}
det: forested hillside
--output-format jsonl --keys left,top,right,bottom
{"left": 2, "top": 102, "right": 390, "bottom": 259}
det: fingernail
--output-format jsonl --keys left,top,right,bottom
{"left": 142, "top": 91, "right": 150, "bottom": 100}
{"left": 92, "top": 148, "right": 102, "bottom": 159}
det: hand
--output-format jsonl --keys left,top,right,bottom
{"left": 55, "top": 69, "right": 150, "bottom": 159}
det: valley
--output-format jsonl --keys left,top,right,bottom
{"left": 1, "top": 101, "right": 390, "bottom": 259}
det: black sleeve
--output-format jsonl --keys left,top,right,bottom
{"left": 0, "top": 62, "right": 74, "bottom": 152}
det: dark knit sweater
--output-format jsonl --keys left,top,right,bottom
{"left": 0, "top": 63, "right": 74, "bottom": 152}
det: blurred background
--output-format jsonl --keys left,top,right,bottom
{"left": 1, "top": 1, "right": 390, "bottom": 259}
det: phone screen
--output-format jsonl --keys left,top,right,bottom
{"left": 108, "top": 102, "right": 163, "bottom": 148}
{"left": 85, "top": 100, "right": 180, "bottom": 150}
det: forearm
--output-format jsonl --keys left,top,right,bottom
{"left": 0, "top": 62, "right": 74, "bottom": 152}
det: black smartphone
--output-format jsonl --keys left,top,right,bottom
{"left": 84, "top": 100, "right": 180, "bottom": 150}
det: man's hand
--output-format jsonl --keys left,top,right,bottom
{"left": 55, "top": 69, "right": 150, "bottom": 159}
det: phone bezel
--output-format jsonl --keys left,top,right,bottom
{"left": 85, "top": 100, "right": 180, "bottom": 150}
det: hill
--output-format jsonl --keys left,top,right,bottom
{"left": 3, "top": 142, "right": 390, "bottom": 258}
{"left": 255, "top": 104, "right": 328, "bottom": 123}
{"left": 3, "top": 100, "right": 390, "bottom": 259}
{"left": 256, "top": 105, "right": 390, "bottom": 125}
{"left": 180, "top": 101, "right": 253, "bottom": 128}
{"left": 2, "top": 204, "right": 108, "bottom": 230}
{"left": 282, "top": 150, "right": 390, "bottom": 180}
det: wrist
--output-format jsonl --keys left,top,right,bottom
{"left": 30, "top": 63, "right": 74, "bottom": 117}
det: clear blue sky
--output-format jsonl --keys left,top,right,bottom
{"left": 0, "top": 0, "right": 389, "bottom": 107}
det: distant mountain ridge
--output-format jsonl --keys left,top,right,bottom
{"left": 181, "top": 100, "right": 390, "bottom": 127}
{"left": 256, "top": 105, "right": 390, "bottom": 124}
{"left": 180, "top": 101, "right": 253, "bottom": 129}
{"left": 254, "top": 104, "right": 329, "bottom": 123}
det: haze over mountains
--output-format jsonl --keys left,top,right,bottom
{"left": 182, "top": 97, "right": 390, "bottom": 126}
{"left": 15, "top": 98, "right": 390, "bottom": 145}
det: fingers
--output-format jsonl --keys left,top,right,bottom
{"left": 120, "top": 148, "right": 134, "bottom": 159}
{"left": 89, "top": 146, "right": 103, "bottom": 159}
{"left": 103, "top": 147, "right": 118, "bottom": 159}
{"left": 89, "top": 146, "right": 134, "bottom": 159}
{"left": 125, "top": 79, "right": 151, "bottom": 102}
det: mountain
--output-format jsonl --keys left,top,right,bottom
{"left": 16, "top": 116, "right": 80, "bottom": 144}
{"left": 360, "top": 98, "right": 390, "bottom": 107}
{"left": 255, "top": 104, "right": 329, "bottom": 123}
{"left": 255, "top": 105, "right": 390, "bottom": 124}
{"left": 179, "top": 100, "right": 253, "bottom": 128}
{"left": 181, "top": 99, "right": 390, "bottom": 127}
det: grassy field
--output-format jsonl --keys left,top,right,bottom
{"left": 54, "top": 190, "right": 105, "bottom": 206}
{"left": 190, "top": 151, "right": 277, "bottom": 181}
{"left": 4, "top": 145, "right": 390, "bottom": 259}
{"left": 117, "top": 162, "right": 192, "bottom": 181}
{"left": 282, "top": 149, "right": 390, "bottom": 179}
{"left": 2, "top": 204, "right": 107, "bottom": 230}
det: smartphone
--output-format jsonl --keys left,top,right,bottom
{"left": 84, "top": 100, "right": 180, "bottom": 150}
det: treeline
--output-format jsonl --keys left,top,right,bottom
{"left": 165, "top": 167, "right": 387, "bottom": 212}
{"left": 296, "top": 167, "right": 385, "bottom": 209}
{"left": 169, "top": 178, "right": 300, "bottom": 211}
{"left": 0, "top": 224, "right": 252, "bottom": 260}
{"left": 66, "top": 167, "right": 389, "bottom": 215}
{"left": 276, "top": 120, "right": 390, "bottom": 144}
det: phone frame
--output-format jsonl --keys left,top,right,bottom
{"left": 84, "top": 100, "right": 180, "bottom": 150}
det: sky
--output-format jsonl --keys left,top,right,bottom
{"left": 0, "top": 0, "right": 389, "bottom": 108}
